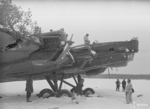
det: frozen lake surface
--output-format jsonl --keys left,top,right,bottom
{"left": 0, "top": 79, "right": 150, "bottom": 109}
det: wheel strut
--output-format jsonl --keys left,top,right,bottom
{"left": 57, "top": 73, "right": 65, "bottom": 95}
{"left": 43, "top": 74, "right": 82, "bottom": 97}
{"left": 45, "top": 76, "right": 56, "bottom": 92}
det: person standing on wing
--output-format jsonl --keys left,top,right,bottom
{"left": 84, "top": 34, "right": 97, "bottom": 57}
{"left": 84, "top": 34, "right": 90, "bottom": 45}
{"left": 25, "top": 76, "right": 34, "bottom": 102}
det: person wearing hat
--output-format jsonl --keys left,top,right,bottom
{"left": 125, "top": 79, "right": 133, "bottom": 104}
{"left": 25, "top": 76, "right": 34, "bottom": 102}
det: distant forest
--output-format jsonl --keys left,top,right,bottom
{"left": 83, "top": 74, "right": 150, "bottom": 80}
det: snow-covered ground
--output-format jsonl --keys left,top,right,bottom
{"left": 0, "top": 79, "right": 150, "bottom": 109}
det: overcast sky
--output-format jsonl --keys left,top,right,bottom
{"left": 13, "top": 0, "right": 150, "bottom": 51}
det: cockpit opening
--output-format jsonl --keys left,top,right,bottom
{"left": 1, "top": 39, "right": 22, "bottom": 51}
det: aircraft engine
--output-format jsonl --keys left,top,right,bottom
{"left": 40, "top": 29, "right": 67, "bottom": 49}
{"left": 41, "top": 36, "right": 60, "bottom": 48}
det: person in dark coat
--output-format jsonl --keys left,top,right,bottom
{"left": 25, "top": 76, "right": 33, "bottom": 102}
{"left": 75, "top": 79, "right": 84, "bottom": 95}
{"left": 72, "top": 78, "right": 84, "bottom": 104}
{"left": 77, "top": 75, "right": 81, "bottom": 83}
{"left": 115, "top": 79, "right": 120, "bottom": 91}
{"left": 122, "top": 79, "right": 126, "bottom": 92}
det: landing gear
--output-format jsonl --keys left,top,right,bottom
{"left": 37, "top": 89, "right": 55, "bottom": 98}
{"left": 70, "top": 87, "right": 95, "bottom": 97}
{"left": 83, "top": 88, "right": 95, "bottom": 97}
{"left": 37, "top": 73, "right": 73, "bottom": 98}
{"left": 37, "top": 73, "right": 95, "bottom": 98}
{"left": 57, "top": 89, "right": 73, "bottom": 97}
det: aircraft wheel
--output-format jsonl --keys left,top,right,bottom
{"left": 37, "top": 88, "right": 55, "bottom": 98}
{"left": 83, "top": 88, "right": 95, "bottom": 97}
{"left": 57, "top": 89, "right": 73, "bottom": 97}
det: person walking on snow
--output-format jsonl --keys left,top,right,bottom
{"left": 25, "top": 76, "right": 33, "bottom": 102}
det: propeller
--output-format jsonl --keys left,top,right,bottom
{"left": 58, "top": 34, "right": 74, "bottom": 60}
{"left": 56, "top": 35, "right": 74, "bottom": 65}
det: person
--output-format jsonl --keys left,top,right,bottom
{"left": 25, "top": 76, "right": 33, "bottom": 102}
{"left": 122, "top": 79, "right": 126, "bottom": 92}
{"left": 125, "top": 79, "right": 133, "bottom": 104}
{"left": 84, "top": 34, "right": 90, "bottom": 45}
{"left": 72, "top": 78, "right": 84, "bottom": 104}
{"left": 115, "top": 79, "right": 120, "bottom": 91}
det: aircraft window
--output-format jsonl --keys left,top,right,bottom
{"left": 83, "top": 49, "right": 88, "bottom": 52}
{"left": 109, "top": 48, "right": 114, "bottom": 52}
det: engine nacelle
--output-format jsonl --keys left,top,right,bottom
{"left": 41, "top": 36, "right": 60, "bottom": 48}
{"left": 40, "top": 30, "right": 67, "bottom": 49}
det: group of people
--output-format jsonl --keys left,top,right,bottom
{"left": 115, "top": 79, "right": 134, "bottom": 104}
{"left": 25, "top": 76, "right": 133, "bottom": 104}
{"left": 115, "top": 79, "right": 126, "bottom": 92}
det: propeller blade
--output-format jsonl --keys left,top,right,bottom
{"left": 60, "top": 34, "right": 74, "bottom": 60}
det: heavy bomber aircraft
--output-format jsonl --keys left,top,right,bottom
{"left": 0, "top": 29, "right": 139, "bottom": 98}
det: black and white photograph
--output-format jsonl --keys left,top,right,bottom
{"left": 0, "top": 0, "right": 150, "bottom": 109}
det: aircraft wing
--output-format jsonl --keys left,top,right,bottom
{"left": 0, "top": 33, "right": 139, "bottom": 82}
